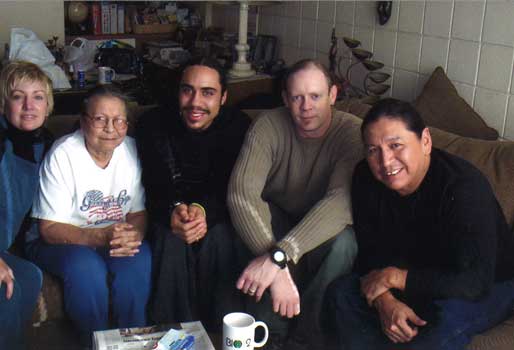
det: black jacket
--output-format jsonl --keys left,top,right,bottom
{"left": 135, "top": 104, "right": 251, "bottom": 229}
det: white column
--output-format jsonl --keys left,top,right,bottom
{"left": 204, "top": 2, "right": 212, "bottom": 28}
{"left": 229, "top": 1, "right": 255, "bottom": 78}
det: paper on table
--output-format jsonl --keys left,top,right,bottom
{"left": 93, "top": 321, "right": 215, "bottom": 350}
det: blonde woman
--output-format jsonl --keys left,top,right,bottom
{"left": 0, "top": 61, "right": 53, "bottom": 349}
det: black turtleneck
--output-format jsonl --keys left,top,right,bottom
{"left": 0, "top": 117, "right": 52, "bottom": 163}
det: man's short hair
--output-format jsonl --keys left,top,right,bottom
{"left": 282, "top": 59, "right": 334, "bottom": 93}
{"left": 182, "top": 57, "right": 227, "bottom": 93}
{"left": 362, "top": 98, "right": 426, "bottom": 139}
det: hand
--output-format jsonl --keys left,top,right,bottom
{"left": 269, "top": 267, "right": 300, "bottom": 318}
{"left": 360, "top": 267, "right": 407, "bottom": 306}
{"left": 0, "top": 257, "right": 14, "bottom": 300}
{"left": 188, "top": 204, "right": 205, "bottom": 221}
{"left": 108, "top": 223, "right": 142, "bottom": 257}
{"left": 374, "top": 292, "right": 426, "bottom": 344}
{"left": 236, "top": 254, "right": 281, "bottom": 301}
{"left": 170, "top": 204, "right": 207, "bottom": 244}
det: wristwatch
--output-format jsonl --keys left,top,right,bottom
{"left": 172, "top": 201, "right": 184, "bottom": 208}
{"left": 169, "top": 201, "right": 184, "bottom": 214}
{"left": 270, "top": 247, "right": 287, "bottom": 269}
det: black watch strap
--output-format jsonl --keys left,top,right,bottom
{"left": 169, "top": 201, "right": 184, "bottom": 214}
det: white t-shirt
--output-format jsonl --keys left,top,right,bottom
{"left": 31, "top": 130, "right": 145, "bottom": 232}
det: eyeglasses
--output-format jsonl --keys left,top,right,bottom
{"left": 86, "top": 115, "right": 129, "bottom": 130}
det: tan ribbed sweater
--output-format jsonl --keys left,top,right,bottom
{"left": 227, "top": 107, "right": 363, "bottom": 264}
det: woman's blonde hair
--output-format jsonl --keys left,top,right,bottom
{"left": 0, "top": 60, "right": 54, "bottom": 115}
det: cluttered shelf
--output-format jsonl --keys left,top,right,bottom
{"left": 65, "top": 33, "right": 174, "bottom": 43}
{"left": 65, "top": 33, "right": 175, "bottom": 53}
{"left": 16, "top": 1, "right": 283, "bottom": 115}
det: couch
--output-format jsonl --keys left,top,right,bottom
{"left": 24, "top": 102, "right": 514, "bottom": 350}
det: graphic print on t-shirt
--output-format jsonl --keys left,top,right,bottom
{"left": 80, "top": 189, "right": 131, "bottom": 225}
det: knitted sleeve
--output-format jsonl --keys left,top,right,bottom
{"left": 227, "top": 113, "right": 278, "bottom": 255}
{"left": 228, "top": 110, "right": 363, "bottom": 263}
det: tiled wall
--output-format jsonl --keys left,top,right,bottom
{"left": 216, "top": 0, "right": 514, "bottom": 140}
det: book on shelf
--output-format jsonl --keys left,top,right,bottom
{"left": 117, "top": 4, "right": 125, "bottom": 34}
{"left": 110, "top": 3, "right": 118, "bottom": 34}
{"left": 92, "top": 321, "right": 215, "bottom": 350}
{"left": 91, "top": 3, "right": 102, "bottom": 35}
{"left": 101, "top": 2, "right": 110, "bottom": 34}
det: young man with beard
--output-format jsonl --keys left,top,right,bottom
{"left": 136, "top": 58, "right": 251, "bottom": 330}
{"left": 326, "top": 99, "right": 514, "bottom": 350}
{"left": 227, "top": 59, "right": 362, "bottom": 349}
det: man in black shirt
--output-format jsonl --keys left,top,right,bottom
{"left": 326, "top": 99, "right": 514, "bottom": 350}
{"left": 136, "top": 58, "right": 251, "bottom": 329}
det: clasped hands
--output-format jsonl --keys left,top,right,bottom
{"left": 361, "top": 267, "right": 426, "bottom": 344}
{"left": 108, "top": 223, "right": 142, "bottom": 257}
{"left": 237, "top": 254, "right": 300, "bottom": 318}
{"left": 170, "top": 204, "right": 207, "bottom": 244}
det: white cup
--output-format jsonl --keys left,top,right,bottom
{"left": 98, "top": 66, "right": 116, "bottom": 84}
{"left": 223, "top": 312, "right": 268, "bottom": 350}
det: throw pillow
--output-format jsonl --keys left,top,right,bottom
{"left": 415, "top": 67, "right": 499, "bottom": 140}
{"left": 430, "top": 126, "right": 514, "bottom": 231}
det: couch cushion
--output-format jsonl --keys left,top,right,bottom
{"left": 468, "top": 315, "right": 514, "bottom": 350}
{"left": 415, "top": 67, "right": 499, "bottom": 140}
{"left": 334, "top": 99, "right": 372, "bottom": 119}
{"left": 32, "top": 271, "right": 65, "bottom": 324}
{"left": 430, "top": 127, "right": 514, "bottom": 231}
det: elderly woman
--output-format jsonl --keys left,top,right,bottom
{"left": 26, "top": 86, "right": 151, "bottom": 344}
{"left": 0, "top": 61, "right": 53, "bottom": 349}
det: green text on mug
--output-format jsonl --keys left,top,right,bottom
{"left": 223, "top": 313, "right": 268, "bottom": 350}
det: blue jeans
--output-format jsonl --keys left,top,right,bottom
{"left": 26, "top": 240, "right": 151, "bottom": 341}
{"left": 326, "top": 273, "right": 514, "bottom": 350}
{"left": 0, "top": 251, "right": 42, "bottom": 350}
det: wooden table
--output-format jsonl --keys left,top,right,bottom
{"left": 53, "top": 78, "right": 145, "bottom": 115}
{"left": 209, "top": 332, "right": 222, "bottom": 350}
{"left": 226, "top": 74, "right": 276, "bottom": 107}
{"left": 52, "top": 62, "right": 281, "bottom": 116}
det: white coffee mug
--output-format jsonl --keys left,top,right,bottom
{"left": 98, "top": 66, "right": 115, "bottom": 84}
{"left": 223, "top": 312, "right": 268, "bottom": 350}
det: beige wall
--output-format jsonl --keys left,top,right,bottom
{"left": 0, "top": 0, "right": 65, "bottom": 59}
{"left": 218, "top": 0, "right": 514, "bottom": 140}
{"left": 211, "top": 3, "right": 258, "bottom": 37}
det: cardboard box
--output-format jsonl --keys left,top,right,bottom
{"left": 133, "top": 22, "right": 177, "bottom": 34}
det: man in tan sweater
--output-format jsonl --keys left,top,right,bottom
{"left": 227, "top": 59, "right": 362, "bottom": 347}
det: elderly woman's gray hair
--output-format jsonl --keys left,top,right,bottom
{"left": 81, "top": 85, "right": 129, "bottom": 117}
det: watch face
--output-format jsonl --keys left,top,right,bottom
{"left": 273, "top": 250, "right": 285, "bottom": 262}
